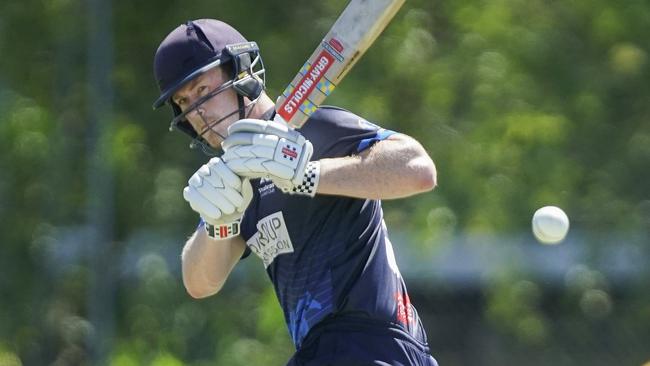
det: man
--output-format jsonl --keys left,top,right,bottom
{"left": 153, "top": 19, "right": 438, "bottom": 366}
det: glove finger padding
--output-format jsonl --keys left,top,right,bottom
{"left": 184, "top": 158, "right": 252, "bottom": 226}
{"left": 226, "top": 118, "right": 301, "bottom": 144}
{"left": 205, "top": 157, "right": 241, "bottom": 190}
{"left": 202, "top": 178, "right": 254, "bottom": 240}
{"left": 193, "top": 182, "right": 238, "bottom": 214}
{"left": 223, "top": 138, "right": 312, "bottom": 183}
{"left": 224, "top": 148, "right": 296, "bottom": 180}
{"left": 222, "top": 140, "right": 276, "bottom": 161}
{"left": 183, "top": 186, "right": 222, "bottom": 223}
{"left": 222, "top": 132, "right": 279, "bottom": 152}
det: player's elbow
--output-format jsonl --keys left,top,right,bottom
{"left": 398, "top": 136, "right": 437, "bottom": 193}
{"left": 421, "top": 163, "right": 437, "bottom": 192}
{"left": 183, "top": 276, "right": 223, "bottom": 299}
{"left": 182, "top": 262, "right": 224, "bottom": 299}
{"left": 186, "top": 287, "right": 218, "bottom": 300}
{"left": 411, "top": 157, "right": 437, "bottom": 193}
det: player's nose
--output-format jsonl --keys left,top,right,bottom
{"left": 186, "top": 106, "right": 206, "bottom": 122}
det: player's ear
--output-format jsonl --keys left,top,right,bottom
{"left": 233, "top": 74, "right": 263, "bottom": 99}
{"left": 225, "top": 42, "right": 264, "bottom": 99}
{"left": 231, "top": 54, "right": 263, "bottom": 99}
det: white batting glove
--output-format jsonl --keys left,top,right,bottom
{"left": 183, "top": 157, "right": 253, "bottom": 240}
{"left": 221, "top": 119, "right": 320, "bottom": 197}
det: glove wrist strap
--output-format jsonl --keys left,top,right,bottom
{"left": 291, "top": 161, "right": 320, "bottom": 197}
{"left": 205, "top": 219, "right": 241, "bottom": 240}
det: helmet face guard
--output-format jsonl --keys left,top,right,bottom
{"left": 152, "top": 20, "right": 265, "bottom": 155}
{"left": 169, "top": 42, "right": 266, "bottom": 155}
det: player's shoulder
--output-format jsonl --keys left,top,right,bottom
{"left": 310, "top": 105, "right": 358, "bottom": 121}
{"left": 306, "top": 105, "right": 382, "bottom": 131}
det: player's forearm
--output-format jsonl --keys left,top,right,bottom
{"left": 181, "top": 228, "right": 246, "bottom": 299}
{"left": 316, "top": 136, "right": 436, "bottom": 199}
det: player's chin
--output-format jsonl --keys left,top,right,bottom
{"left": 198, "top": 127, "right": 226, "bottom": 147}
{"left": 206, "top": 136, "right": 224, "bottom": 149}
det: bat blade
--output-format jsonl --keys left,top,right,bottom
{"left": 273, "top": 0, "right": 406, "bottom": 128}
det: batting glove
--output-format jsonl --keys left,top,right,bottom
{"left": 183, "top": 157, "right": 253, "bottom": 240}
{"left": 221, "top": 119, "right": 320, "bottom": 197}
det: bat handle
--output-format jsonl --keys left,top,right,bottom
{"left": 272, "top": 113, "right": 286, "bottom": 123}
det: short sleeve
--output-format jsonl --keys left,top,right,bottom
{"left": 299, "top": 106, "right": 396, "bottom": 159}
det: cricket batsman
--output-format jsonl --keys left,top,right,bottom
{"left": 152, "top": 19, "right": 438, "bottom": 365}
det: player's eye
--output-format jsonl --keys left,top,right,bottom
{"left": 197, "top": 85, "right": 208, "bottom": 95}
{"left": 176, "top": 97, "right": 187, "bottom": 106}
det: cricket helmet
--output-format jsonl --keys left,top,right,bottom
{"left": 152, "top": 19, "right": 265, "bottom": 154}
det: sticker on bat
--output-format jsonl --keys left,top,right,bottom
{"left": 329, "top": 38, "right": 344, "bottom": 53}
{"left": 323, "top": 39, "right": 345, "bottom": 62}
{"left": 278, "top": 50, "right": 335, "bottom": 122}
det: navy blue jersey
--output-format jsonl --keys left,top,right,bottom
{"left": 239, "top": 106, "right": 428, "bottom": 349}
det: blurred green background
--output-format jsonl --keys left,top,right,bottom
{"left": 1, "top": 0, "right": 649, "bottom": 365}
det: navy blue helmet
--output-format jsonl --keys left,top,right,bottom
{"left": 152, "top": 19, "right": 265, "bottom": 154}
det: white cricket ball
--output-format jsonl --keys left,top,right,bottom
{"left": 532, "top": 206, "right": 570, "bottom": 244}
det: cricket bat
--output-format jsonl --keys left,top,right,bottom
{"left": 273, "top": 0, "right": 406, "bottom": 128}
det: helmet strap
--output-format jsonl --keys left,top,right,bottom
{"left": 237, "top": 94, "right": 246, "bottom": 119}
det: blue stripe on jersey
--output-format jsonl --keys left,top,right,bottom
{"left": 287, "top": 273, "right": 334, "bottom": 348}
{"left": 356, "top": 129, "right": 397, "bottom": 152}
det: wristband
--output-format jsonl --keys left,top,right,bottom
{"left": 205, "top": 220, "right": 241, "bottom": 240}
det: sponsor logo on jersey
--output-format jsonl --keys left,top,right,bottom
{"left": 258, "top": 178, "right": 276, "bottom": 197}
{"left": 395, "top": 291, "right": 414, "bottom": 325}
{"left": 246, "top": 212, "right": 294, "bottom": 267}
